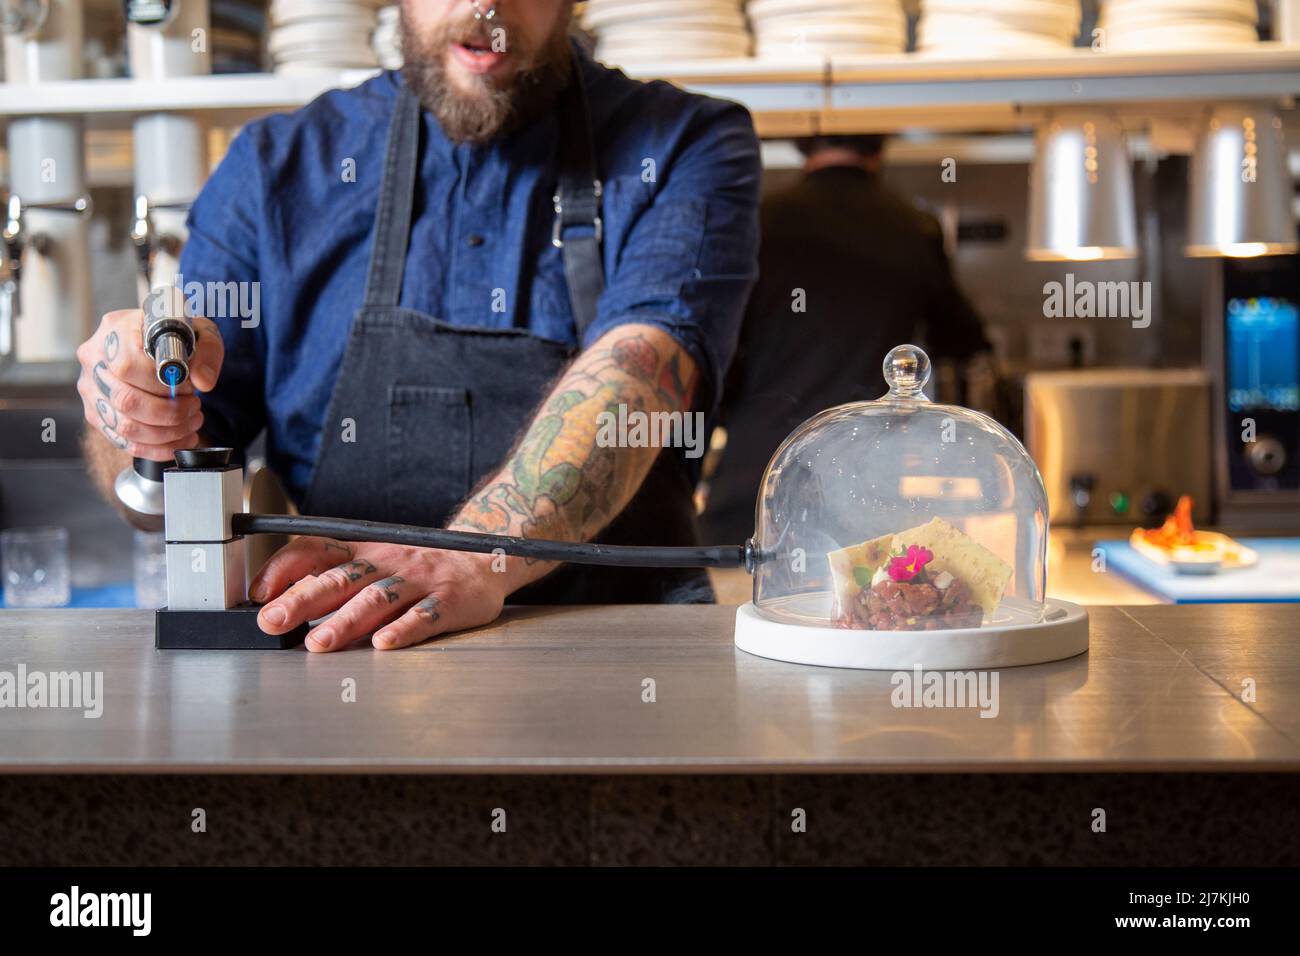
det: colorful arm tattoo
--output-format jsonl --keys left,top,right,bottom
{"left": 449, "top": 324, "right": 698, "bottom": 555}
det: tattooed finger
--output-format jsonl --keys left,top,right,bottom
{"left": 335, "top": 558, "right": 378, "bottom": 582}
{"left": 101, "top": 424, "right": 128, "bottom": 449}
{"left": 373, "top": 595, "right": 447, "bottom": 649}
{"left": 92, "top": 361, "right": 113, "bottom": 399}
{"left": 104, "top": 330, "right": 120, "bottom": 362}
{"left": 323, "top": 540, "right": 353, "bottom": 558}
{"left": 370, "top": 575, "right": 405, "bottom": 604}
{"left": 95, "top": 397, "right": 118, "bottom": 430}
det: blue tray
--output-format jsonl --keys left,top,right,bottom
{"left": 1095, "top": 538, "right": 1300, "bottom": 604}
{"left": 0, "top": 584, "right": 140, "bottom": 609}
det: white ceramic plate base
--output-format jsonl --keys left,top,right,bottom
{"left": 734, "top": 599, "right": 1089, "bottom": 670}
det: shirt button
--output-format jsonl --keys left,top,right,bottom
{"left": 466, "top": 234, "right": 485, "bottom": 247}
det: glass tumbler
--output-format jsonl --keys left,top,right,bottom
{"left": 1, "top": 527, "right": 71, "bottom": 608}
{"left": 133, "top": 530, "right": 169, "bottom": 609}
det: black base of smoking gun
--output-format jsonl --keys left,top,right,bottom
{"left": 154, "top": 604, "right": 308, "bottom": 650}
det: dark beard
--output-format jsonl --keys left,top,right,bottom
{"left": 399, "top": 6, "right": 574, "bottom": 145}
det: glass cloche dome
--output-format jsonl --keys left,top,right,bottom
{"left": 750, "top": 344, "right": 1048, "bottom": 634}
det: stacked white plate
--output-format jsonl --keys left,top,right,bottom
{"left": 1098, "top": 0, "right": 1259, "bottom": 52}
{"left": 918, "top": 0, "right": 1082, "bottom": 57}
{"left": 748, "top": 0, "right": 908, "bottom": 59}
{"left": 373, "top": 5, "right": 402, "bottom": 70}
{"left": 582, "top": 0, "right": 751, "bottom": 65}
{"left": 269, "top": 0, "right": 381, "bottom": 74}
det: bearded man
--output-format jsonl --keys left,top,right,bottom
{"left": 77, "top": 0, "right": 761, "bottom": 651}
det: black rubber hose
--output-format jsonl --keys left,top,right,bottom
{"left": 233, "top": 513, "right": 751, "bottom": 570}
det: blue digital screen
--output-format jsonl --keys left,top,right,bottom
{"left": 1226, "top": 297, "right": 1299, "bottom": 413}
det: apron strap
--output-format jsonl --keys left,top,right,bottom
{"left": 362, "top": 83, "right": 421, "bottom": 309}
{"left": 552, "top": 66, "right": 605, "bottom": 341}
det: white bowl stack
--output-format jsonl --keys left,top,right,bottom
{"left": 373, "top": 5, "right": 402, "bottom": 70}
{"left": 269, "top": 0, "right": 382, "bottom": 74}
{"left": 1098, "top": 0, "right": 1259, "bottom": 52}
{"left": 747, "top": 0, "right": 908, "bottom": 59}
{"left": 918, "top": 0, "right": 1082, "bottom": 57}
{"left": 582, "top": 0, "right": 751, "bottom": 66}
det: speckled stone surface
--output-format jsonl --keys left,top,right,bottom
{"left": 0, "top": 776, "right": 589, "bottom": 866}
{"left": 589, "top": 776, "right": 775, "bottom": 866}
{"left": 772, "top": 774, "right": 1300, "bottom": 866}
{"left": 1, "top": 774, "right": 1296, "bottom": 866}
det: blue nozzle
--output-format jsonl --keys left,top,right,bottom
{"left": 164, "top": 364, "right": 179, "bottom": 398}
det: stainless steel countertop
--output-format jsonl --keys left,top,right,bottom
{"left": 1, "top": 603, "right": 1297, "bottom": 774}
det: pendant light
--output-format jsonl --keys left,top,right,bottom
{"left": 1186, "top": 103, "right": 1297, "bottom": 258}
{"left": 1026, "top": 111, "right": 1138, "bottom": 262}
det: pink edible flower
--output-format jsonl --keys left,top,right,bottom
{"left": 887, "top": 545, "right": 934, "bottom": 582}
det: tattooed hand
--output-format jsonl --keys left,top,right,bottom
{"left": 248, "top": 538, "right": 505, "bottom": 652}
{"left": 75, "top": 307, "right": 225, "bottom": 461}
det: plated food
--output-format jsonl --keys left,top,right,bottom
{"left": 829, "top": 518, "right": 1013, "bottom": 631}
{"left": 1130, "top": 495, "right": 1257, "bottom": 574}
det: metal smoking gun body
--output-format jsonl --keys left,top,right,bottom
{"left": 155, "top": 447, "right": 306, "bottom": 649}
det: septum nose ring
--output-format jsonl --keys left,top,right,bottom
{"left": 469, "top": 0, "right": 496, "bottom": 21}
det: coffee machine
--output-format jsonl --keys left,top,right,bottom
{"left": 1206, "top": 254, "right": 1300, "bottom": 530}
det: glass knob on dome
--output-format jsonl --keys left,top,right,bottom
{"left": 882, "top": 344, "right": 931, "bottom": 398}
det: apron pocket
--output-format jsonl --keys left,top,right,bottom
{"left": 387, "top": 385, "right": 472, "bottom": 526}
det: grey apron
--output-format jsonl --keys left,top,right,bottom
{"left": 300, "top": 76, "right": 713, "bottom": 605}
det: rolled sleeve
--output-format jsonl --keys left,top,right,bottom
{"left": 179, "top": 127, "right": 268, "bottom": 456}
{"left": 584, "top": 100, "right": 762, "bottom": 413}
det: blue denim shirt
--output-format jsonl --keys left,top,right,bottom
{"left": 181, "top": 51, "right": 762, "bottom": 501}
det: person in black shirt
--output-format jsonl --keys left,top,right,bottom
{"left": 700, "top": 134, "right": 990, "bottom": 544}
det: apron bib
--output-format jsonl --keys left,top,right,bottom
{"left": 301, "top": 76, "right": 712, "bottom": 605}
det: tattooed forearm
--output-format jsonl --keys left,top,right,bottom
{"left": 450, "top": 324, "right": 698, "bottom": 577}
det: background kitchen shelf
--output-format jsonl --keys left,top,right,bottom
{"left": 658, "top": 45, "right": 1300, "bottom": 134}
{"left": 824, "top": 45, "right": 1300, "bottom": 132}
{"left": 0, "top": 69, "right": 382, "bottom": 131}
{"left": 0, "top": 46, "right": 1297, "bottom": 138}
